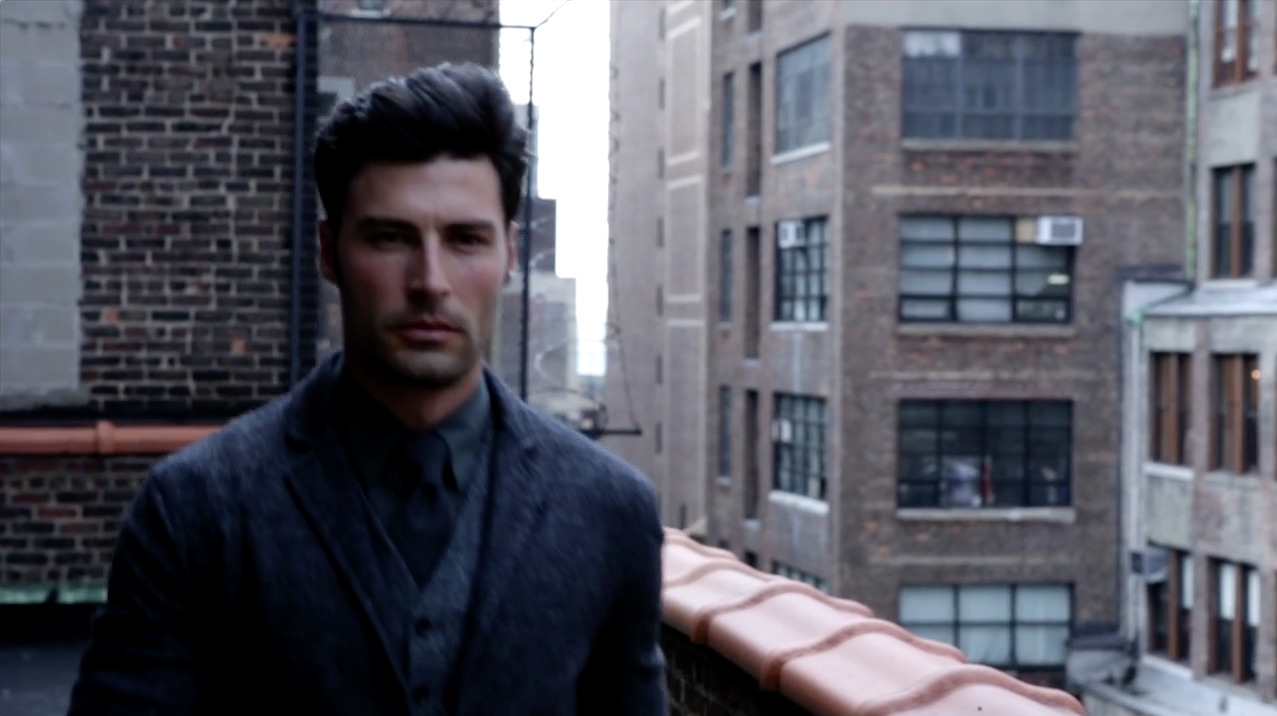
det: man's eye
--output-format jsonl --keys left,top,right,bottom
{"left": 455, "top": 232, "right": 486, "bottom": 246}
{"left": 369, "top": 231, "right": 404, "bottom": 244}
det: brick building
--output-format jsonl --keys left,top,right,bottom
{"left": 0, "top": 0, "right": 497, "bottom": 596}
{"left": 1078, "top": 0, "right": 1277, "bottom": 712}
{"left": 607, "top": 0, "right": 1192, "bottom": 687}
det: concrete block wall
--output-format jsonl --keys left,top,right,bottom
{"left": 0, "top": 0, "right": 86, "bottom": 410}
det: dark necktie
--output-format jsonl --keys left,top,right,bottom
{"left": 386, "top": 430, "right": 456, "bottom": 587}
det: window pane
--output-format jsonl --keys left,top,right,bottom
{"left": 1245, "top": 569, "right": 1259, "bottom": 627}
{"left": 958, "top": 271, "right": 1012, "bottom": 295}
{"left": 1016, "top": 245, "right": 1070, "bottom": 270}
{"left": 958, "top": 245, "right": 1013, "bottom": 269}
{"left": 1219, "top": 563, "right": 1237, "bottom": 619}
{"left": 1015, "top": 625, "right": 1070, "bottom": 665}
{"left": 901, "top": 299, "right": 950, "bottom": 320}
{"left": 959, "top": 585, "right": 1011, "bottom": 621}
{"left": 957, "top": 217, "right": 1013, "bottom": 242}
{"left": 960, "top": 626, "right": 1013, "bottom": 664}
{"left": 900, "top": 270, "right": 953, "bottom": 296}
{"left": 911, "top": 625, "right": 957, "bottom": 645}
{"left": 902, "top": 244, "right": 955, "bottom": 268}
{"left": 1030, "top": 402, "right": 1072, "bottom": 426}
{"left": 957, "top": 298, "right": 1012, "bottom": 322}
{"left": 1015, "top": 585, "right": 1071, "bottom": 620}
{"left": 901, "top": 216, "right": 956, "bottom": 241}
{"left": 901, "top": 586, "right": 955, "bottom": 622}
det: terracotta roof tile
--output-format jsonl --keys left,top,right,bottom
{"left": 661, "top": 528, "right": 1085, "bottom": 716}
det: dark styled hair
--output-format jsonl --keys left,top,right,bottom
{"left": 313, "top": 62, "right": 528, "bottom": 230}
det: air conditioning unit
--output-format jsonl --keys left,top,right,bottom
{"left": 1131, "top": 546, "right": 1169, "bottom": 583}
{"left": 777, "top": 220, "right": 804, "bottom": 249}
{"left": 1036, "top": 216, "right": 1084, "bottom": 246}
{"left": 771, "top": 418, "right": 793, "bottom": 442}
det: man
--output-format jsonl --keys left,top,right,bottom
{"left": 69, "top": 63, "right": 667, "bottom": 716}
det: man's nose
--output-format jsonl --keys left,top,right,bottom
{"left": 409, "top": 235, "right": 450, "bottom": 295}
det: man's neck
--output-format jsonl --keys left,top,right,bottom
{"left": 343, "top": 355, "right": 482, "bottom": 432}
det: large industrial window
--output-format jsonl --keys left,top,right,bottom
{"left": 899, "top": 215, "right": 1073, "bottom": 324}
{"left": 775, "top": 217, "right": 828, "bottom": 323}
{"left": 773, "top": 394, "right": 827, "bottom": 500}
{"left": 775, "top": 35, "right": 830, "bottom": 154}
{"left": 902, "top": 30, "right": 1077, "bottom": 141}
{"left": 900, "top": 584, "right": 1073, "bottom": 668}
{"left": 897, "top": 400, "right": 1072, "bottom": 509}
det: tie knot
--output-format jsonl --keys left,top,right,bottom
{"left": 395, "top": 430, "right": 450, "bottom": 493}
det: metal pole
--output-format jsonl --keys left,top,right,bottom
{"left": 288, "top": 9, "right": 310, "bottom": 388}
{"left": 518, "top": 28, "right": 536, "bottom": 401}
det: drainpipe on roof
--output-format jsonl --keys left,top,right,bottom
{"left": 1184, "top": 0, "right": 1200, "bottom": 282}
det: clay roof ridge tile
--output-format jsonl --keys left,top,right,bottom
{"left": 663, "top": 557, "right": 775, "bottom": 590}
{"left": 758, "top": 618, "right": 965, "bottom": 691}
{"left": 840, "top": 662, "right": 1086, "bottom": 716}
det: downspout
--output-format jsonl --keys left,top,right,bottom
{"left": 1184, "top": 0, "right": 1200, "bottom": 281}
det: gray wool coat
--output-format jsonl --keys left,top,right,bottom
{"left": 67, "top": 355, "right": 668, "bottom": 716}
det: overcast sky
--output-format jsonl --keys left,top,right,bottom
{"left": 498, "top": 0, "right": 610, "bottom": 376}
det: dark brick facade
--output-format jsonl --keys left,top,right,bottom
{"left": 0, "top": 456, "right": 151, "bottom": 586}
{"left": 662, "top": 625, "right": 812, "bottom": 716}
{"left": 77, "top": 0, "right": 301, "bottom": 419}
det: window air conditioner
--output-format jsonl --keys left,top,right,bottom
{"left": 777, "top": 220, "right": 804, "bottom": 249}
{"left": 1035, "top": 216, "right": 1084, "bottom": 246}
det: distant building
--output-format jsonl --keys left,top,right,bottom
{"left": 608, "top": 0, "right": 1196, "bottom": 690}
{"left": 1076, "top": 1, "right": 1277, "bottom": 712}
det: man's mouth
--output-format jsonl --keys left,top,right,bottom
{"left": 394, "top": 318, "right": 460, "bottom": 343}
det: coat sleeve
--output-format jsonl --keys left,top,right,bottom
{"left": 67, "top": 467, "right": 205, "bottom": 716}
{"left": 576, "top": 476, "right": 668, "bottom": 716}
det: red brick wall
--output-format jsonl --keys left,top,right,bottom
{"left": 77, "top": 0, "right": 302, "bottom": 419}
{"left": 662, "top": 625, "right": 813, "bottom": 716}
{"left": 0, "top": 456, "right": 151, "bottom": 586}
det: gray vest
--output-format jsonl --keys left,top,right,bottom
{"left": 380, "top": 435, "right": 493, "bottom": 715}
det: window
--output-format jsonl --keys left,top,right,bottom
{"left": 744, "top": 390, "right": 760, "bottom": 518}
{"left": 718, "top": 387, "right": 732, "bottom": 478}
{"left": 658, "top": 78, "right": 665, "bottom": 110}
{"left": 719, "top": 229, "right": 733, "bottom": 322}
{"left": 655, "top": 354, "right": 663, "bottom": 385}
{"left": 1214, "top": 0, "right": 1260, "bottom": 86}
{"left": 356, "top": 0, "right": 386, "bottom": 12}
{"left": 775, "top": 217, "right": 828, "bottom": 323}
{"left": 898, "top": 400, "right": 1072, "bottom": 509}
{"left": 656, "top": 216, "right": 664, "bottom": 248}
{"left": 744, "top": 227, "right": 761, "bottom": 358}
{"left": 900, "top": 584, "right": 1073, "bottom": 668}
{"left": 775, "top": 35, "right": 831, "bottom": 154}
{"left": 899, "top": 215, "right": 1074, "bottom": 324}
{"left": 746, "top": 63, "right": 762, "bottom": 196}
{"left": 773, "top": 562, "right": 828, "bottom": 593}
{"left": 745, "top": 0, "right": 761, "bottom": 33}
{"left": 1211, "top": 165, "right": 1255, "bottom": 278}
{"left": 1147, "top": 546, "right": 1192, "bottom": 662}
{"left": 722, "top": 72, "right": 735, "bottom": 169}
{"left": 657, "top": 148, "right": 664, "bottom": 179}
{"left": 1210, "top": 354, "right": 1259, "bottom": 474}
{"left": 773, "top": 394, "right": 827, "bottom": 500}
{"left": 1211, "top": 560, "right": 1259, "bottom": 682}
{"left": 656, "top": 284, "right": 663, "bottom": 316}
{"left": 1150, "top": 353, "right": 1192, "bottom": 466}
{"left": 902, "top": 31, "right": 1077, "bottom": 141}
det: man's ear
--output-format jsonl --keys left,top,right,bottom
{"left": 505, "top": 220, "right": 519, "bottom": 282}
{"left": 319, "top": 220, "right": 338, "bottom": 285}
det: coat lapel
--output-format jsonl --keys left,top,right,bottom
{"left": 464, "top": 374, "right": 553, "bottom": 654}
{"left": 280, "top": 356, "right": 413, "bottom": 700}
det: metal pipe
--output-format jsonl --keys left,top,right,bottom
{"left": 288, "top": 10, "right": 310, "bottom": 387}
{"left": 518, "top": 28, "right": 537, "bottom": 401}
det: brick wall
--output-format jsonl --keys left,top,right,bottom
{"left": 662, "top": 625, "right": 813, "bottom": 716}
{"left": 0, "top": 455, "right": 151, "bottom": 587}
{"left": 76, "top": 0, "right": 301, "bottom": 419}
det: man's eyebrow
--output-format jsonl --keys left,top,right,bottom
{"left": 352, "top": 216, "right": 417, "bottom": 232}
{"left": 443, "top": 221, "right": 500, "bottom": 234}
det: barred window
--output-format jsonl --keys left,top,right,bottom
{"left": 775, "top": 217, "right": 828, "bottom": 323}
{"left": 898, "top": 400, "right": 1072, "bottom": 509}
{"left": 899, "top": 215, "right": 1073, "bottom": 324}
{"left": 775, "top": 34, "right": 830, "bottom": 153}
{"left": 773, "top": 394, "right": 826, "bottom": 500}
{"left": 902, "top": 30, "right": 1077, "bottom": 141}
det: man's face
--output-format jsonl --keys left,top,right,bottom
{"left": 319, "top": 158, "right": 517, "bottom": 390}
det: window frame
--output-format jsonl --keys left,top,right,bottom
{"left": 899, "top": 583, "right": 1074, "bottom": 669}
{"left": 774, "top": 34, "right": 831, "bottom": 155}
{"left": 772, "top": 393, "right": 827, "bottom": 500}
{"left": 1147, "top": 547, "right": 1193, "bottom": 663}
{"left": 898, "top": 215, "right": 1075, "bottom": 325}
{"left": 1210, "top": 354, "right": 1260, "bottom": 474}
{"left": 1213, "top": 0, "right": 1260, "bottom": 87}
{"left": 774, "top": 217, "right": 829, "bottom": 323}
{"left": 1211, "top": 164, "right": 1256, "bottom": 279}
{"left": 897, "top": 399, "right": 1073, "bottom": 509}
{"left": 1210, "top": 559, "right": 1259, "bottom": 683}
{"left": 1150, "top": 352, "right": 1193, "bottom": 466}
{"left": 901, "top": 30, "right": 1078, "bottom": 142}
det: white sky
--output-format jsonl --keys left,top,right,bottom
{"left": 498, "top": 0, "right": 610, "bottom": 375}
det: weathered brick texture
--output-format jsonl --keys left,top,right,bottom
{"left": 77, "top": 0, "right": 300, "bottom": 419}
{"left": 0, "top": 455, "right": 151, "bottom": 586}
{"left": 662, "top": 625, "right": 813, "bottom": 716}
